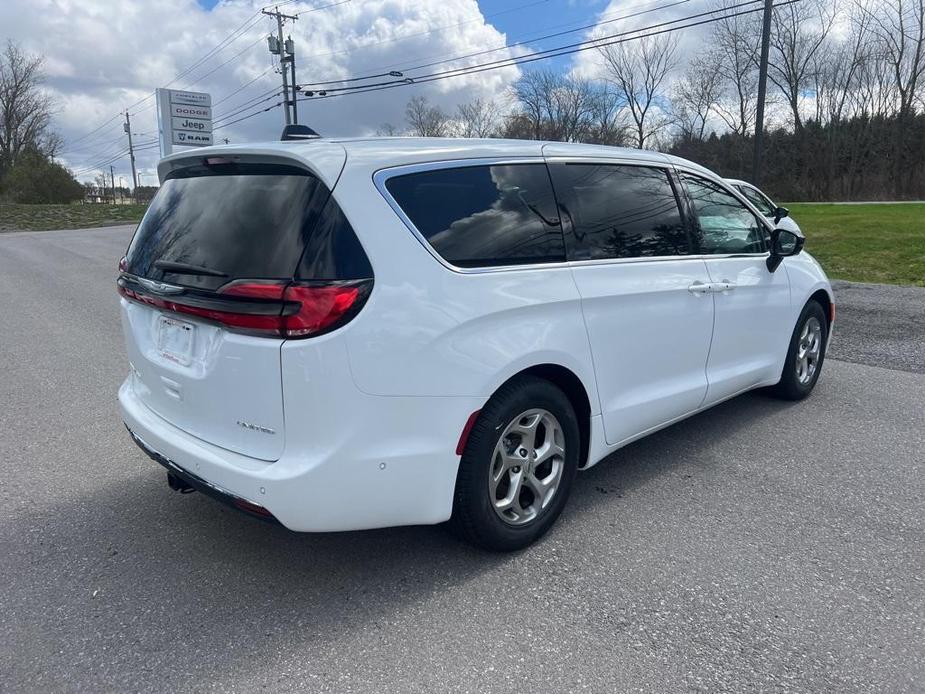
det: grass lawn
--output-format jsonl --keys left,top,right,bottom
{"left": 787, "top": 203, "right": 925, "bottom": 287}
{"left": 0, "top": 203, "right": 147, "bottom": 232}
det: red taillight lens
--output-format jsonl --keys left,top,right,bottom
{"left": 118, "top": 256, "right": 127, "bottom": 272}
{"left": 283, "top": 284, "right": 362, "bottom": 337}
{"left": 118, "top": 277, "right": 370, "bottom": 339}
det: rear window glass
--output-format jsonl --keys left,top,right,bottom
{"left": 384, "top": 163, "right": 565, "bottom": 268}
{"left": 125, "top": 163, "right": 330, "bottom": 290}
{"left": 548, "top": 163, "right": 689, "bottom": 260}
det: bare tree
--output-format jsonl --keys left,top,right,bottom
{"left": 0, "top": 41, "right": 56, "bottom": 175}
{"left": 507, "top": 69, "right": 609, "bottom": 143}
{"left": 456, "top": 98, "right": 501, "bottom": 138}
{"left": 672, "top": 55, "right": 723, "bottom": 141}
{"left": 863, "top": 0, "right": 925, "bottom": 119}
{"left": 509, "top": 70, "right": 558, "bottom": 140}
{"left": 767, "top": 0, "right": 839, "bottom": 131}
{"left": 587, "top": 85, "right": 628, "bottom": 145}
{"left": 709, "top": 3, "right": 762, "bottom": 138}
{"left": 597, "top": 34, "right": 679, "bottom": 148}
{"left": 405, "top": 95, "right": 451, "bottom": 137}
{"left": 376, "top": 122, "right": 400, "bottom": 136}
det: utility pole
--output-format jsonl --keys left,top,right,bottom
{"left": 752, "top": 0, "right": 773, "bottom": 185}
{"left": 110, "top": 165, "right": 116, "bottom": 205}
{"left": 124, "top": 111, "right": 139, "bottom": 202}
{"left": 287, "top": 35, "right": 298, "bottom": 124}
{"left": 263, "top": 6, "right": 298, "bottom": 126}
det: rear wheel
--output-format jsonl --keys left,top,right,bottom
{"left": 449, "top": 376, "right": 580, "bottom": 551}
{"left": 771, "top": 300, "right": 828, "bottom": 400}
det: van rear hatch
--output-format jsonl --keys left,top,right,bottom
{"left": 118, "top": 158, "right": 372, "bottom": 461}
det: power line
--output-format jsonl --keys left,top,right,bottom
{"left": 295, "top": 0, "right": 550, "bottom": 67}
{"left": 213, "top": 89, "right": 283, "bottom": 125}
{"left": 214, "top": 101, "right": 284, "bottom": 130}
{"left": 299, "top": 0, "right": 692, "bottom": 89}
{"left": 300, "top": 0, "right": 786, "bottom": 102}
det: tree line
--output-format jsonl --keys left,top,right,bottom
{"left": 389, "top": 0, "right": 925, "bottom": 201}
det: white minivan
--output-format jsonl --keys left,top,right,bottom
{"left": 118, "top": 138, "right": 834, "bottom": 551}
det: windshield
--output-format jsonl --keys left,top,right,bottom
{"left": 736, "top": 184, "right": 776, "bottom": 217}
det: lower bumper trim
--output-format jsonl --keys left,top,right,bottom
{"left": 125, "top": 424, "right": 280, "bottom": 525}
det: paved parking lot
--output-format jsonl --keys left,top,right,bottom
{"left": 1, "top": 226, "right": 923, "bottom": 693}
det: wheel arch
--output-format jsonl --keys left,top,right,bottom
{"left": 808, "top": 288, "right": 834, "bottom": 330}
{"left": 494, "top": 363, "right": 593, "bottom": 470}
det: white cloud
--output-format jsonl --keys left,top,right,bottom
{"left": 0, "top": 0, "right": 521, "bottom": 181}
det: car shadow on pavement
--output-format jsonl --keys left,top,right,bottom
{"left": 2, "top": 386, "right": 808, "bottom": 690}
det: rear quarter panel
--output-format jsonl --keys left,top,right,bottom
{"left": 334, "top": 160, "right": 600, "bottom": 412}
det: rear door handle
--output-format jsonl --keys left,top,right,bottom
{"left": 688, "top": 281, "right": 712, "bottom": 295}
{"left": 715, "top": 280, "right": 737, "bottom": 292}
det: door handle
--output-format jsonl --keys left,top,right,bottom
{"left": 715, "top": 280, "right": 737, "bottom": 292}
{"left": 688, "top": 281, "right": 712, "bottom": 295}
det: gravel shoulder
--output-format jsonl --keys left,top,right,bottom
{"left": 829, "top": 280, "right": 925, "bottom": 374}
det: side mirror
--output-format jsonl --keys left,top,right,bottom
{"left": 766, "top": 227, "right": 805, "bottom": 272}
{"left": 773, "top": 206, "right": 790, "bottom": 225}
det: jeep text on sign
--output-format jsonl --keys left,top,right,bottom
{"left": 171, "top": 116, "right": 213, "bottom": 133}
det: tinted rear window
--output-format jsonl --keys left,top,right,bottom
{"left": 548, "top": 163, "right": 689, "bottom": 260}
{"left": 125, "top": 163, "right": 332, "bottom": 290}
{"left": 385, "top": 163, "right": 566, "bottom": 268}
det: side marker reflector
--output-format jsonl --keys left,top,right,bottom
{"left": 456, "top": 410, "right": 481, "bottom": 456}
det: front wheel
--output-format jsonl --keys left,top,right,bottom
{"left": 449, "top": 376, "right": 580, "bottom": 551}
{"left": 770, "top": 300, "right": 828, "bottom": 400}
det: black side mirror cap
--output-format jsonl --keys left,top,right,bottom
{"left": 767, "top": 227, "right": 805, "bottom": 272}
{"left": 773, "top": 206, "right": 790, "bottom": 224}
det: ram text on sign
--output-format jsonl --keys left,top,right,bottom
{"left": 172, "top": 130, "right": 214, "bottom": 146}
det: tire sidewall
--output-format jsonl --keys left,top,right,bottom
{"left": 455, "top": 377, "right": 580, "bottom": 551}
{"left": 781, "top": 301, "right": 828, "bottom": 398}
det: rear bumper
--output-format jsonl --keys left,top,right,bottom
{"left": 119, "top": 377, "right": 481, "bottom": 532}
{"left": 126, "top": 426, "right": 280, "bottom": 524}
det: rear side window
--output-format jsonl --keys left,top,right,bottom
{"left": 297, "top": 196, "right": 373, "bottom": 280}
{"left": 384, "top": 163, "right": 565, "bottom": 268}
{"left": 125, "top": 162, "right": 370, "bottom": 290}
{"left": 548, "top": 163, "right": 689, "bottom": 260}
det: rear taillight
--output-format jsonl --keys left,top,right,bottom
{"left": 118, "top": 276, "right": 370, "bottom": 339}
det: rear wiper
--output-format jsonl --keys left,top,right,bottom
{"left": 153, "top": 260, "right": 228, "bottom": 278}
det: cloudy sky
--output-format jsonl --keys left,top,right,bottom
{"left": 1, "top": 0, "right": 707, "bottom": 183}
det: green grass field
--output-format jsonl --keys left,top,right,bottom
{"left": 0, "top": 203, "right": 147, "bottom": 232}
{"left": 788, "top": 203, "right": 925, "bottom": 287}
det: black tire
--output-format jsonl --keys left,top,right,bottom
{"left": 770, "top": 300, "right": 828, "bottom": 400}
{"left": 449, "top": 375, "right": 580, "bottom": 552}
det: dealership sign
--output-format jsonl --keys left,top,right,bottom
{"left": 156, "top": 89, "right": 214, "bottom": 156}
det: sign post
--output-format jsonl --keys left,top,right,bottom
{"left": 156, "top": 89, "right": 213, "bottom": 158}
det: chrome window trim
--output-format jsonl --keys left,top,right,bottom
{"left": 373, "top": 157, "right": 770, "bottom": 275}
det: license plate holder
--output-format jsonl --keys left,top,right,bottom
{"left": 156, "top": 315, "right": 195, "bottom": 366}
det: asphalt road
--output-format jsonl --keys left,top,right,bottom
{"left": 1, "top": 226, "right": 923, "bottom": 693}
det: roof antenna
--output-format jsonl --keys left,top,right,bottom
{"left": 281, "top": 124, "right": 321, "bottom": 141}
